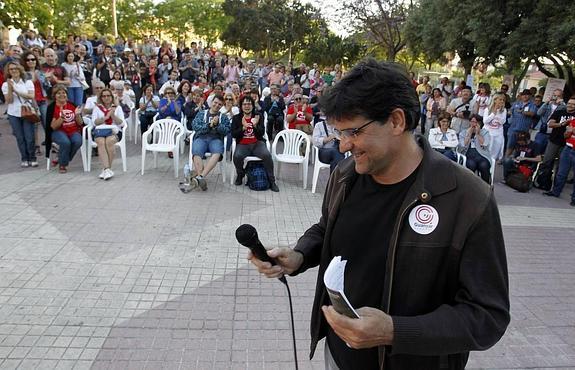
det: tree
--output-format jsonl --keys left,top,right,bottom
{"left": 341, "top": 0, "right": 408, "bottom": 61}
{"left": 302, "top": 33, "right": 366, "bottom": 67}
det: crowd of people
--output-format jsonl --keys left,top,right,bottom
{"left": 414, "top": 73, "right": 574, "bottom": 206}
{"left": 0, "top": 31, "right": 574, "bottom": 204}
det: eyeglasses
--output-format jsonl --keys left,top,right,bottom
{"left": 26, "top": 58, "right": 36, "bottom": 62}
{"left": 225, "top": 98, "right": 233, "bottom": 101}
{"left": 333, "top": 119, "right": 377, "bottom": 140}
{"left": 101, "top": 94, "right": 113, "bottom": 98}
{"left": 166, "top": 92, "right": 175, "bottom": 95}
{"left": 294, "top": 98, "right": 302, "bottom": 101}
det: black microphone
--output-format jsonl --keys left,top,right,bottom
{"left": 236, "top": 224, "right": 286, "bottom": 284}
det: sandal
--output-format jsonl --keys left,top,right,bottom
{"left": 59, "top": 166, "right": 67, "bottom": 174}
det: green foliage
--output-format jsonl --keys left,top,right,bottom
{"left": 302, "top": 33, "right": 366, "bottom": 67}
{"left": 221, "top": 0, "right": 324, "bottom": 58}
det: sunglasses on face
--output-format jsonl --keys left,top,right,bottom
{"left": 294, "top": 98, "right": 302, "bottom": 101}
{"left": 26, "top": 58, "right": 36, "bottom": 62}
{"left": 225, "top": 98, "right": 233, "bottom": 101}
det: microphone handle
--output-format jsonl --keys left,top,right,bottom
{"left": 248, "top": 240, "right": 277, "bottom": 266}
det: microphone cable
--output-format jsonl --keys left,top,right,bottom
{"left": 278, "top": 275, "right": 299, "bottom": 370}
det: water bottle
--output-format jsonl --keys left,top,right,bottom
{"left": 183, "top": 164, "right": 191, "bottom": 181}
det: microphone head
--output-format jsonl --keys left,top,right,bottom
{"left": 236, "top": 224, "right": 258, "bottom": 246}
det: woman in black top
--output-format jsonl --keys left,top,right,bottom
{"left": 231, "top": 95, "right": 279, "bottom": 191}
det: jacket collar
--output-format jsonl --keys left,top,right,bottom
{"left": 337, "top": 134, "right": 457, "bottom": 202}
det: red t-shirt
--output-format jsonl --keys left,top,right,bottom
{"left": 54, "top": 102, "right": 79, "bottom": 136}
{"left": 287, "top": 104, "right": 312, "bottom": 129}
{"left": 239, "top": 116, "right": 258, "bottom": 145}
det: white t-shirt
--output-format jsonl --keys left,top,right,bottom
{"left": 1, "top": 79, "right": 35, "bottom": 117}
{"left": 482, "top": 109, "right": 507, "bottom": 137}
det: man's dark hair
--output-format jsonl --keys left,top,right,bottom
{"left": 319, "top": 58, "right": 420, "bottom": 131}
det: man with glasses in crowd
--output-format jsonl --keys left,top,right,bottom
{"left": 248, "top": 59, "right": 509, "bottom": 369}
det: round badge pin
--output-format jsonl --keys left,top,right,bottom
{"left": 408, "top": 205, "right": 439, "bottom": 235}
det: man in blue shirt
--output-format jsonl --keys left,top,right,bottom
{"left": 506, "top": 89, "right": 537, "bottom": 157}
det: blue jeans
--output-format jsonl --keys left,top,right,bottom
{"left": 192, "top": 135, "right": 224, "bottom": 157}
{"left": 534, "top": 132, "right": 548, "bottom": 153}
{"left": 38, "top": 101, "right": 48, "bottom": 129}
{"left": 551, "top": 146, "right": 575, "bottom": 201}
{"left": 466, "top": 148, "right": 491, "bottom": 183}
{"left": 52, "top": 130, "right": 83, "bottom": 166}
{"left": 67, "top": 87, "right": 84, "bottom": 107}
{"left": 319, "top": 147, "right": 345, "bottom": 173}
{"left": 8, "top": 115, "right": 37, "bottom": 162}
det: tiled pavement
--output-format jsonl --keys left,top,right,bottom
{"left": 0, "top": 112, "right": 574, "bottom": 370}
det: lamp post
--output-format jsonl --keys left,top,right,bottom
{"left": 266, "top": 29, "right": 271, "bottom": 60}
{"left": 112, "top": 0, "right": 118, "bottom": 37}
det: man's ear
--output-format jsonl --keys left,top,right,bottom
{"left": 389, "top": 108, "right": 407, "bottom": 134}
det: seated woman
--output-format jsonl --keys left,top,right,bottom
{"left": 231, "top": 95, "right": 279, "bottom": 192}
{"left": 47, "top": 85, "right": 84, "bottom": 173}
{"left": 428, "top": 112, "right": 458, "bottom": 161}
{"left": 109, "top": 70, "right": 124, "bottom": 91}
{"left": 176, "top": 79, "right": 193, "bottom": 108}
{"left": 138, "top": 84, "right": 159, "bottom": 135}
{"left": 91, "top": 88, "right": 124, "bottom": 180}
{"left": 312, "top": 118, "right": 344, "bottom": 172}
{"left": 502, "top": 131, "right": 541, "bottom": 181}
{"left": 158, "top": 86, "right": 181, "bottom": 120}
{"left": 458, "top": 114, "right": 492, "bottom": 183}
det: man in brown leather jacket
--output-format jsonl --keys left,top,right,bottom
{"left": 248, "top": 59, "right": 509, "bottom": 370}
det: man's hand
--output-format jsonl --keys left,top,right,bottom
{"left": 322, "top": 306, "right": 394, "bottom": 349}
{"left": 247, "top": 247, "right": 303, "bottom": 278}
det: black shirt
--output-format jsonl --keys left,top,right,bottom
{"left": 548, "top": 109, "right": 575, "bottom": 146}
{"left": 327, "top": 168, "right": 419, "bottom": 370}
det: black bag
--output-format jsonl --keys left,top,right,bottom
{"left": 245, "top": 162, "right": 270, "bottom": 191}
{"left": 505, "top": 172, "right": 531, "bottom": 192}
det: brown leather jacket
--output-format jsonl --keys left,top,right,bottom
{"left": 292, "top": 136, "right": 510, "bottom": 370}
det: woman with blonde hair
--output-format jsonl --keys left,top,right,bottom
{"left": 220, "top": 92, "right": 239, "bottom": 120}
{"left": 482, "top": 93, "right": 507, "bottom": 162}
{"left": 91, "top": 87, "right": 124, "bottom": 180}
{"left": 1, "top": 61, "right": 37, "bottom": 167}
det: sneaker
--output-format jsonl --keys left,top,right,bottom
{"left": 234, "top": 175, "right": 244, "bottom": 186}
{"left": 99, "top": 169, "right": 106, "bottom": 179}
{"left": 270, "top": 182, "right": 280, "bottom": 192}
{"left": 108, "top": 169, "right": 114, "bottom": 177}
{"left": 21, "top": 161, "right": 29, "bottom": 168}
{"left": 196, "top": 176, "right": 207, "bottom": 191}
{"left": 29, "top": 161, "right": 38, "bottom": 167}
{"left": 190, "top": 177, "right": 199, "bottom": 189}
{"left": 543, "top": 191, "right": 557, "bottom": 197}
{"left": 103, "top": 168, "right": 113, "bottom": 180}
{"left": 59, "top": 166, "right": 67, "bottom": 174}
{"left": 168, "top": 151, "right": 174, "bottom": 158}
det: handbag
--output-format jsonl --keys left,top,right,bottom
{"left": 17, "top": 96, "right": 41, "bottom": 123}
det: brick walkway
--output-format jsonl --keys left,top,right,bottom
{"left": 0, "top": 112, "right": 574, "bottom": 369}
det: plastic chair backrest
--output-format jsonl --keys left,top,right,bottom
{"left": 275, "top": 129, "right": 308, "bottom": 157}
{"left": 152, "top": 119, "right": 182, "bottom": 145}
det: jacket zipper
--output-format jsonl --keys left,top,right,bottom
{"left": 380, "top": 197, "right": 419, "bottom": 370}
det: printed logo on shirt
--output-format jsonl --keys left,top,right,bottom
{"left": 408, "top": 205, "right": 439, "bottom": 235}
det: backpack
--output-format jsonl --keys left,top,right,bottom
{"left": 505, "top": 171, "right": 531, "bottom": 192}
{"left": 246, "top": 162, "right": 270, "bottom": 191}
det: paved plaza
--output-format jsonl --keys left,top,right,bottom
{"left": 0, "top": 114, "right": 574, "bottom": 370}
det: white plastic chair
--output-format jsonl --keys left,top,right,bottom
{"left": 229, "top": 137, "right": 271, "bottom": 185}
{"left": 311, "top": 146, "right": 331, "bottom": 193}
{"left": 141, "top": 118, "right": 184, "bottom": 177}
{"left": 188, "top": 131, "right": 228, "bottom": 183}
{"left": 456, "top": 152, "right": 467, "bottom": 167}
{"left": 271, "top": 129, "right": 310, "bottom": 189}
{"left": 84, "top": 121, "right": 128, "bottom": 173}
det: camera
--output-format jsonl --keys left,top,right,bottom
{"left": 461, "top": 107, "right": 471, "bottom": 119}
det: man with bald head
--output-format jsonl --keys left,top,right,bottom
{"left": 42, "top": 48, "right": 70, "bottom": 98}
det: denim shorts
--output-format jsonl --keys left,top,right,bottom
{"left": 192, "top": 135, "right": 224, "bottom": 157}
